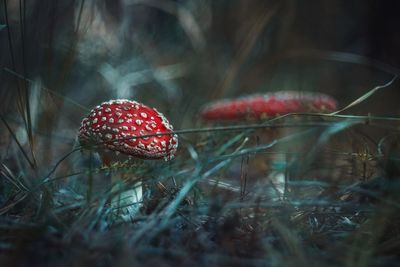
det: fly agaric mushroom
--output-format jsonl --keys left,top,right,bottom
{"left": 199, "top": 91, "right": 338, "bottom": 200}
{"left": 79, "top": 99, "right": 178, "bottom": 161}
{"left": 78, "top": 99, "right": 178, "bottom": 219}
{"left": 200, "top": 91, "right": 337, "bottom": 121}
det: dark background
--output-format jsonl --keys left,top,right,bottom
{"left": 1, "top": 0, "right": 400, "bottom": 174}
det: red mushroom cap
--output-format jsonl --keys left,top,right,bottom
{"left": 78, "top": 99, "right": 178, "bottom": 161}
{"left": 200, "top": 91, "right": 338, "bottom": 121}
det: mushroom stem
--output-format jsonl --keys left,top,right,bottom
{"left": 111, "top": 175, "right": 143, "bottom": 219}
{"left": 78, "top": 99, "right": 178, "bottom": 220}
{"left": 99, "top": 151, "right": 143, "bottom": 220}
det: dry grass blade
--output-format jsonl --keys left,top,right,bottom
{"left": 18, "top": 0, "right": 36, "bottom": 169}
{"left": 0, "top": 163, "right": 28, "bottom": 191}
{"left": 3, "top": 68, "right": 90, "bottom": 112}
{"left": 0, "top": 192, "right": 28, "bottom": 216}
{"left": 2, "top": 0, "right": 37, "bottom": 169}
{"left": 330, "top": 76, "right": 398, "bottom": 115}
{"left": 0, "top": 115, "right": 35, "bottom": 168}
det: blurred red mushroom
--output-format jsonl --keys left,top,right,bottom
{"left": 200, "top": 91, "right": 337, "bottom": 121}
{"left": 199, "top": 91, "right": 338, "bottom": 200}
{"left": 78, "top": 99, "right": 178, "bottom": 219}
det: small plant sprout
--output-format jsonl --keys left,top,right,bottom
{"left": 78, "top": 99, "right": 178, "bottom": 220}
